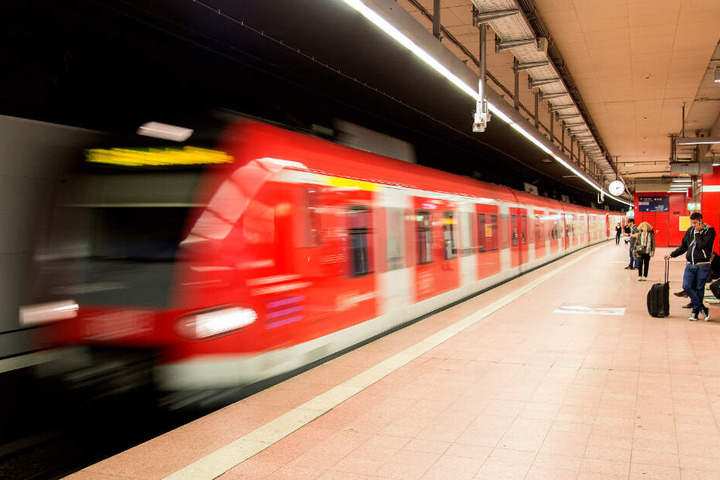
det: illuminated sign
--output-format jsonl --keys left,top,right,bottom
{"left": 638, "top": 196, "right": 669, "bottom": 212}
{"left": 326, "top": 176, "right": 377, "bottom": 191}
{"left": 86, "top": 146, "right": 234, "bottom": 167}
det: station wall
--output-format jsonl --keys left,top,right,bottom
{"left": 0, "top": 115, "right": 104, "bottom": 359}
{"left": 633, "top": 192, "right": 690, "bottom": 248}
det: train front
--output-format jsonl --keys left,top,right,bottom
{"left": 22, "top": 140, "right": 245, "bottom": 408}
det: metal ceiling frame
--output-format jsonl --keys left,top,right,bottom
{"left": 471, "top": 0, "right": 622, "bottom": 188}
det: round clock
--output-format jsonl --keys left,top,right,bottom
{"left": 608, "top": 180, "right": 625, "bottom": 196}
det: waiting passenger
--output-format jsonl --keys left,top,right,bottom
{"left": 624, "top": 218, "right": 638, "bottom": 270}
{"left": 665, "top": 212, "right": 716, "bottom": 321}
{"left": 615, "top": 222, "right": 622, "bottom": 245}
{"left": 632, "top": 222, "right": 655, "bottom": 281}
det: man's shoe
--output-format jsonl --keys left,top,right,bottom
{"left": 682, "top": 302, "right": 693, "bottom": 309}
{"left": 674, "top": 290, "right": 689, "bottom": 298}
{"left": 624, "top": 266, "right": 632, "bottom": 269}
{"left": 689, "top": 313, "right": 699, "bottom": 321}
{"left": 704, "top": 308, "right": 710, "bottom": 322}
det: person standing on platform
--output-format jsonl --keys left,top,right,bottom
{"left": 615, "top": 222, "right": 622, "bottom": 245}
{"left": 624, "top": 218, "right": 638, "bottom": 270}
{"left": 665, "top": 212, "right": 716, "bottom": 321}
{"left": 633, "top": 222, "right": 655, "bottom": 281}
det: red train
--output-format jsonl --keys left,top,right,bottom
{"left": 24, "top": 119, "right": 623, "bottom": 406}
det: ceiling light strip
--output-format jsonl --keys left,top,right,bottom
{"left": 341, "top": 0, "right": 632, "bottom": 207}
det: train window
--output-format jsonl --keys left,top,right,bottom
{"left": 443, "top": 211, "right": 456, "bottom": 260}
{"left": 489, "top": 214, "right": 499, "bottom": 251}
{"left": 521, "top": 214, "right": 528, "bottom": 245}
{"left": 301, "top": 189, "right": 321, "bottom": 247}
{"left": 500, "top": 214, "right": 509, "bottom": 249}
{"left": 511, "top": 214, "right": 518, "bottom": 247}
{"left": 460, "top": 211, "right": 472, "bottom": 256}
{"left": 386, "top": 207, "right": 405, "bottom": 270}
{"left": 535, "top": 219, "right": 542, "bottom": 244}
{"left": 477, "top": 213, "right": 486, "bottom": 253}
{"left": 348, "top": 206, "right": 372, "bottom": 276}
{"left": 416, "top": 210, "right": 432, "bottom": 265}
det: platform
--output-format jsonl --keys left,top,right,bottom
{"left": 67, "top": 242, "right": 720, "bottom": 480}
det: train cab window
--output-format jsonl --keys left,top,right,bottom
{"left": 521, "top": 215, "right": 528, "bottom": 245}
{"left": 348, "top": 206, "right": 372, "bottom": 276}
{"left": 301, "top": 189, "right": 321, "bottom": 247}
{"left": 443, "top": 211, "right": 456, "bottom": 260}
{"left": 416, "top": 210, "right": 432, "bottom": 265}
{"left": 386, "top": 207, "right": 405, "bottom": 270}
{"left": 460, "top": 211, "right": 472, "bottom": 256}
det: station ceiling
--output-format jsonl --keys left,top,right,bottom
{"left": 3, "top": 0, "right": 718, "bottom": 210}
{"left": 416, "top": 0, "right": 720, "bottom": 192}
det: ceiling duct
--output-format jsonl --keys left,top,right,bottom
{"left": 471, "top": 0, "right": 620, "bottom": 186}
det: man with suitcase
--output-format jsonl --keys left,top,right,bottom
{"left": 665, "top": 212, "right": 716, "bottom": 321}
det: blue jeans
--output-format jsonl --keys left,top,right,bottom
{"left": 683, "top": 264, "right": 711, "bottom": 315}
{"left": 628, "top": 245, "right": 636, "bottom": 268}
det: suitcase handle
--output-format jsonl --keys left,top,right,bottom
{"left": 664, "top": 257, "right": 669, "bottom": 284}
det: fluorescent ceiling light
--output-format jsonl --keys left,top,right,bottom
{"left": 340, "top": 0, "right": 633, "bottom": 208}
{"left": 676, "top": 137, "right": 720, "bottom": 146}
{"left": 137, "top": 122, "right": 194, "bottom": 142}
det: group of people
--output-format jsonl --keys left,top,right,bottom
{"left": 618, "top": 218, "right": 655, "bottom": 281}
{"left": 617, "top": 212, "right": 717, "bottom": 321}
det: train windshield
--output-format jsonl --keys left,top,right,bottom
{"left": 31, "top": 170, "right": 204, "bottom": 308}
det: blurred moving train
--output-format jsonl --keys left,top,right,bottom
{"left": 23, "top": 118, "right": 623, "bottom": 407}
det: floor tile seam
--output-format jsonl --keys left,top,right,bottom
{"left": 159, "top": 244, "right": 609, "bottom": 480}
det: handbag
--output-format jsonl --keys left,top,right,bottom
{"left": 634, "top": 243, "right": 647, "bottom": 256}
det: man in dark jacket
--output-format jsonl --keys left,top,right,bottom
{"left": 666, "top": 212, "right": 717, "bottom": 321}
{"left": 624, "top": 218, "right": 638, "bottom": 269}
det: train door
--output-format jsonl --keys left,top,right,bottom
{"left": 654, "top": 215, "right": 669, "bottom": 247}
{"left": 562, "top": 214, "right": 570, "bottom": 250}
{"left": 508, "top": 207, "right": 522, "bottom": 268}
{"left": 533, "top": 210, "right": 546, "bottom": 260}
{"left": 377, "top": 188, "right": 411, "bottom": 315}
{"left": 520, "top": 209, "right": 529, "bottom": 265}
{"left": 413, "top": 196, "right": 459, "bottom": 302}
{"left": 475, "top": 203, "right": 501, "bottom": 279}
{"left": 605, "top": 212, "right": 610, "bottom": 239}
{"left": 549, "top": 212, "right": 562, "bottom": 254}
{"left": 307, "top": 186, "right": 376, "bottom": 336}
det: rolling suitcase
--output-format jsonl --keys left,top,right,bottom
{"left": 647, "top": 258, "right": 670, "bottom": 317}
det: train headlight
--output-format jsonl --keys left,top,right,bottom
{"left": 177, "top": 306, "right": 257, "bottom": 339}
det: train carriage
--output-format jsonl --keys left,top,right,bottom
{"left": 23, "top": 119, "right": 624, "bottom": 407}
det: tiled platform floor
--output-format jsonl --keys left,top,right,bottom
{"left": 68, "top": 243, "right": 720, "bottom": 480}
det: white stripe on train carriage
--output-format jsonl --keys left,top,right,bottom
{"left": 161, "top": 243, "right": 607, "bottom": 480}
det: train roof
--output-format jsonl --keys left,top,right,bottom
{"left": 224, "top": 120, "right": 621, "bottom": 216}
